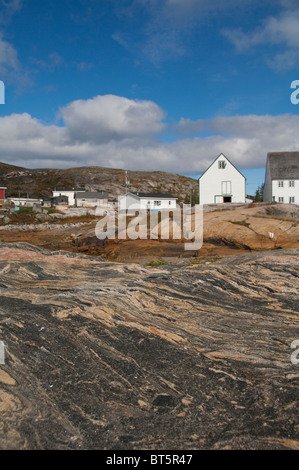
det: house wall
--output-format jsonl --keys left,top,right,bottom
{"left": 199, "top": 155, "right": 246, "bottom": 205}
{"left": 118, "top": 194, "right": 140, "bottom": 211}
{"left": 76, "top": 198, "right": 108, "bottom": 207}
{"left": 119, "top": 194, "right": 177, "bottom": 211}
{"left": 272, "top": 179, "right": 298, "bottom": 203}
{"left": 0, "top": 189, "right": 5, "bottom": 200}
{"left": 8, "top": 198, "right": 43, "bottom": 207}
{"left": 52, "top": 190, "right": 76, "bottom": 206}
{"left": 139, "top": 198, "right": 177, "bottom": 210}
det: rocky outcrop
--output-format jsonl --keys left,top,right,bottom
{"left": 0, "top": 243, "right": 298, "bottom": 450}
{"left": 0, "top": 162, "right": 198, "bottom": 202}
{"left": 202, "top": 202, "right": 299, "bottom": 253}
{"left": 1, "top": 203, "right": 299, "bottom": 261}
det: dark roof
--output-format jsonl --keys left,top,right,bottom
{"left": 75, "top": 191, "right": 109, "bottom": 199}
{"left": 54, "top": 188, "right": 83, "bottom": 192}
{"left": 267, "top": 152, "right": 299, "bottom": 179}
{"left": 130, "top": 192, "right": 177, "bottom": 199}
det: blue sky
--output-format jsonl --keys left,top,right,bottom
{"left": 1, "top": 0, "right": 299, "bottom": 194}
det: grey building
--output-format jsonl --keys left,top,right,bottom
{"left": 75, "top": 191, "right": 109, "bottom": 207}
{"left": 263, "top": 152, "right": 299, "bottom": 204}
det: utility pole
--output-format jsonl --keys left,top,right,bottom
{"left": 125, "top": 170, "right": 130, "bottom": 194}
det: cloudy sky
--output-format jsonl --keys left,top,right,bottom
{"left": 1, "top": 0, "right": 299, "bottom": 193}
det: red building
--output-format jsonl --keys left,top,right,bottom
{"left": 0, "top": 186, "right": 6, "bottom": 201}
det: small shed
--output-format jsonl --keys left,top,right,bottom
{"left": 51, "top": 195, "right": 69, "bottom": 206}
{"left": 0, "top": 186, "right": 7, "bottom": 203}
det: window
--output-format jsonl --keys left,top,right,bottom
{"left": 289, "top": 180, "right": 295, "bottom": 187}
{"left": 278, "top": 197, "right": 284, "bottom": 203}
{"left": 169, "top": 201, "right": 171, "bottom": 205}
{"left": 218, "top": 160, "right": 226, "bottom": 169}
{"left": 278, "top": 181, "right": 284, "bottom": 187}
{"left": 289, "top": 197, "right": 295, "bottom": 203}
{"left": 221, "top": 181, "right": 232, "bottom": 195}
{"left": 154, "top": 200, "right": 161, "bottom": 206}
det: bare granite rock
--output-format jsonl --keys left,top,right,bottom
{"left": 0, "top": 242, "right": 298, "bottom": 450}
{"left": 0, "top": 161, "right": 198, "bottom": 202}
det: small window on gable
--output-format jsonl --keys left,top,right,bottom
{"left": 218, "top": 160, "right": 226, "bottom": 169}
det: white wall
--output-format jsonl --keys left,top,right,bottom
{"left": 76, "top": 198, "right": 108, "bottom": 207}
{"left": 118, "top": 194, "right": 177, "bottom": 211}
{"left": 139, "top": 198, "right": 177, "bottom": 210}
{"left": 8, "top": 198, "right": 43, "bottom": 206}
{"left": 272, "top": 179, "right": 298, "bottom": 203}
{"left": 199, "top": 154, "right": 246, "bottom": 204}
{"left": 118, "top": 194, "right": 140, "bottom": 211}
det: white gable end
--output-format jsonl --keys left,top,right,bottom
{"left": 199, "top": 154, "right": 246, "bottom": 205}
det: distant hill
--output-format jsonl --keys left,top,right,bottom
{"left": 0, "top": 162, "right": 198, "bottom": 202}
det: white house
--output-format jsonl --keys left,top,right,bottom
{"left": 75, "top": 191, "right": 109, "bottom": 207}
{"left": 7, "top": 197, "right": 43, "bottom": 207}
{"left": 198, "top": 153, "right": 246, "bottom": 205}
{"left": 119, "top": 192, "right": 177, "bottom": 212}
{"left": 52, "top": 188, "right": 83, "bottom": 206}
{"left": 263, "top": 151, "right": 299, "bottom": 204}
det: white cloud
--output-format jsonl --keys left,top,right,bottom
{"left": 0, "top": 1, "right": 33, "bottom": 91}
{"left": 60, "top": 94, "right": 166, "bottom": 143}
{"left": 223, "top": 1, "right": 299, "bottom": 70}
{"left": 0, "top": 33, "right": 19, "bottom": 70}
{"left": 0, "top": 0, "right": 23, "bottom": 22}
{"left": 1, "top": 95, "right": 299, "bottom": 174}
{"left": 113, "top": 0, "right": 259, "bottom": 64}
{"left": 0, "top": 33, "right": 32, "bottom": 91}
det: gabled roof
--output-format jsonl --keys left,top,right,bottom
{"left": 130, "top": 192, "right": 177, "bottom": 199}
{"left": 198, "top": 153, "right": 246, "bottom": 180}
{"left": 267, "top": 152, "right": 299, "bottom": 179}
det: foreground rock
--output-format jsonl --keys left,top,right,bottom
{"left": 0, "top": 243, "right": 298, "bottom": 450}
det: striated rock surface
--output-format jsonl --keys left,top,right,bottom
{"left": 0, "top": 242, "right": 298, "bottom": 450}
